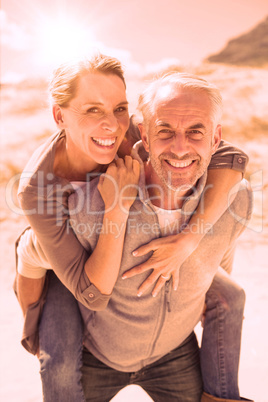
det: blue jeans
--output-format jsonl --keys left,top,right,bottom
{"left": 39, "top": 270, "right": 245, "bottom": 401}
{"left": 81, "top": 333, "right": 202, "bottom": 402}
{"left": 201, "top": 268, "right": 245, "bottom": 400}
{"left": 39, "top": 271, "right": 85, "bottom": 402}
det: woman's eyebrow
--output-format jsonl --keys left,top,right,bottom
{"left": 82, "top": 101, "right": 129, "bottom": 107}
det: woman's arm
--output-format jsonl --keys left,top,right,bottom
{"left": 17, "top": 156, "right": 140, "bottom": 310}
{"left": 122, "top": 141, "right": 248, "bottom": 296}
{"left": 83, "top": 156, "right": 140, "bottom": 295}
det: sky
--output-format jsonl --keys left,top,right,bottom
{"left": 1, "top": 0, "right": 268, "bottom": 83}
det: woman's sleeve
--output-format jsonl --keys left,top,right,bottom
{"left": 209, "top": 140, "right": 248, "bottom": 175}
{"left": 17, "top": 185, "right": 110, "bottom": 310}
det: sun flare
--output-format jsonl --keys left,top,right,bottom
{"left": 35, "top": 15, "right": 98, "bottom": 68}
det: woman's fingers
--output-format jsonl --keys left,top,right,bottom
{"left": 122, "top": 257, "right": 155, "bottom": 279}
{"left": 171, "top": 270, "right": 179, "bottom": 291}
{"left": 98, "top": 156, "right": 140, "bottom": 211}
{"left": 151, "top": 275, "right": 169, "bottom": 297}
{"left": 137, "top": 272, "right": 172, "bottom": 297}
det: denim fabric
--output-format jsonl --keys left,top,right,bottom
{"left": 81, "top": 332, "right": 202, "bottom": 402}
{"left": 39, "top": 272, "right": 85, "bottom": 402}
{"left": 200, "top": 268, "right": 245, "bottom": 400}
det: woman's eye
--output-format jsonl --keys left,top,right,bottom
{"left": 115, "top": 106, "right": 127, "bottom": 113}
{"left": 87, "top": 108, "right": 99, "bottom": 113}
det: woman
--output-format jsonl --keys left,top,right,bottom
{"left": 16, "top": 54, "right": 248, "bottom": 401}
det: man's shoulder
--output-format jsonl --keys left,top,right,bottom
{"left": 68, "top": 177, "right": 104, "bottom": 220}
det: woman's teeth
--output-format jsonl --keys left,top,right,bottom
{"left": 93, "top": 138, "right": 116, "bottom": 146}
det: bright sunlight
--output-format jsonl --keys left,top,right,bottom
{"left": 35, "top": 14, "right": 98, "bottom": 68}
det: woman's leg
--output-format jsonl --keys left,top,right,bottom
{"left": 200, "top": 268, "right": 245, "bottom": 400}
{"left": 39, "top": 271, "right": 85, "bottom": 402}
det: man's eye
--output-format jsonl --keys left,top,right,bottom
{"left": 188, "top": 131, "right": 204, "bottom": 140}
{"left": 158, "top": 130, "right": 174, "bottom": 138}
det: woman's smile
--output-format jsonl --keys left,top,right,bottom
{"left": 91, "top": 137, "right": 117, "bottom": 148}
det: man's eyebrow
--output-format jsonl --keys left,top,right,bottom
{"left": 155, "top": 122, "right": 206, "bottom": 130}
{"left": 188, "top": 123, "right": 206, "bottom": 130}
{"left": 155, "top": 121, "right": 172, "bottom": 128}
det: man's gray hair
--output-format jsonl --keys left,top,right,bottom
{"left": 138, "top": 72, "right": 223, "bottom": 128}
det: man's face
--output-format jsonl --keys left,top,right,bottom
{"left": 141, "top": 85, "right": 221, "bottom": 193}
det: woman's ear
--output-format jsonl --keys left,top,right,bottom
{"left": 52, "top": 104, "right": 65, "bottom": 128}
{"left": 138, "top": 123, "right": 149, "bottom": 152}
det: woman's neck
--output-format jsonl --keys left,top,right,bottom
{"left": 54, "top": 135, "right": 104, "bottom": 181}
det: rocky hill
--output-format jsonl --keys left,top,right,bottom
{"left": 206, "top": 16, "right": 268, "bottom": 67}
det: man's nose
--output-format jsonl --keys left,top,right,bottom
{"left": 102, "top": 113, "right": 119, "bottom": 132}
{"left": 170, "top": 134, "right": 190, "bottom": 156}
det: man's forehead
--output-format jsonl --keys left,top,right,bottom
{"left": 145, "top": 84, "right": 215, "bottom": 132}
{"left": 152, "top": 83, "right": 209, "bottom": 109}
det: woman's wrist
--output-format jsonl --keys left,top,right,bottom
{"left": 177, "top": 227, "right": 204, "bottom": 249}
{"left": 103, "top": 207, "right": 130, "bottom": 224}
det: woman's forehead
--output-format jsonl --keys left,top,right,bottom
{"left": 71, "top": 72, "right": 127, "bottom": 104}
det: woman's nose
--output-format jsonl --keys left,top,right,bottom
{"left": 102, "top": 113, "right": 119, "bottom": 132}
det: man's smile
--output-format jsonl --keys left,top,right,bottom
{"left": 165, "top": 159, "right": 195, "bottom": 169}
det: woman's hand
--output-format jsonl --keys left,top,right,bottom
{"left": 98, "top": 155, "right": 140, "bottom": 214}
{"left": 122, "top": 232, "right": 200, "bottom": 297}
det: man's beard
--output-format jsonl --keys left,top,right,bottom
{"left": 150, "top": 152, "right": 211, "bottom": 193}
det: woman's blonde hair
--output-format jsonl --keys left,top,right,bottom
{"left": 49, "top": 53, "right": 126, "bottom": 107}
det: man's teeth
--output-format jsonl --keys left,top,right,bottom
{"left": 167, "top": 160, "right": 193, "bottom": 168}
{"left": 93, "top": 138, "right": 116, "bottom": 146}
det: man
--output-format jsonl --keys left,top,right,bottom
{"left": 66, "top": 73, "right": 253, "bottom": 401}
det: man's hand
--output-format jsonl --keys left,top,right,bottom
{"left": 122, "top": 232, "right": 200, "bottom": 297}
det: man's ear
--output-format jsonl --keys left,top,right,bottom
{"left": 138, "top": 123, "right": 149, "bottom": 152}
{"left": 212, "top": 124, "right": 222, "bottom": 154}
{"left": 52, "top": 104, "right": 65, "bottom": 128}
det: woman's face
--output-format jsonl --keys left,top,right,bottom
{"left": 59, "top": 72, "right": 129, "bottom": 165}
